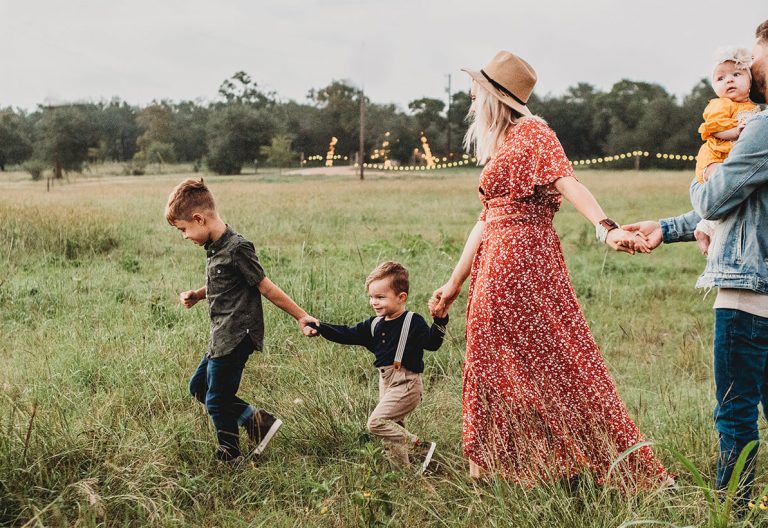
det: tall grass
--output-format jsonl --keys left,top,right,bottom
{"left": 1, "top": 169, "right": 763, "bottom": 526}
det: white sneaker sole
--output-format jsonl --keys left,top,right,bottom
{"left": 416, "top": 442, "right": 436, "bottom": 475}
{"left": 253, "top": 418, "right": 283, "bottom": 455}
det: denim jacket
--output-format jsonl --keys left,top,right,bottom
{"left": 660, "top": 109, "right": 768, "bottom": 293}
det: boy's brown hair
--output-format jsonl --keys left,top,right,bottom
{"left": 165, "top": 178, "right": 217, "bottom": 225}
{"left": 757, "top": 20, "right": 768, "bottom": 43}
{"left": 365, "top": 261, "right": 409, "bottom": 294}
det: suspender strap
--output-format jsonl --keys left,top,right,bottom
{"left": 370, "top": 316, "right": 384, "bottom": 337}
{"left": 393, "top": 311, "right": 413, "bottom": 370}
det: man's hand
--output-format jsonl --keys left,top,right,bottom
{"left": 179, "top": 290, "right": 200, "bottom": 309}
{"left": 621, "top": 221, "right": 663, "bottom": 250}
{"left": 299, "top": 315, "right": 320, "bottom": 336}
{"left": 605, "top": 228, "right": 651, "bottom": 254}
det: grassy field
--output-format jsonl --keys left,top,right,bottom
{"left": 0, "top": 166, "right": 762, "bottom": 527}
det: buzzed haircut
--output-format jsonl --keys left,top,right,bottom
{"left": 757, "top": 20, "right": 768, "bottom": 43}
{"left": 165, "top": 178, "right": 217, "bottom": 225}
{"left": 365, "top": 261, "right": 410, "bottom": 295}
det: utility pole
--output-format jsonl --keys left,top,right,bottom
{"left": 446, "top": 74, "right": 452, "bottom": 158}
{"left": 359, "top": 88, "right": 365, "bottom": 181}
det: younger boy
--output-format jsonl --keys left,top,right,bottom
{"left": 311, "top": 261, "right": 448, "bottom": 474}
{"left": 165, "top": 178, "right": 318, "bottom": 463}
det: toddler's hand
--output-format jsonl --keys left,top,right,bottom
{"left": 299, "top": 315, "right": 320, "bottom": 336}
{"left": 180, "top": 290, "right": 199, "bottom": 309}
{"left": 429, "top": 297, "right": 449, "bottom": 319}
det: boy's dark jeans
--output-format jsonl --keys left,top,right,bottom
{"left": 713, "top": 309, "right": 768, "bottom": 502}
{"left": 189, "top": 337, "right": 255, "bottom": 459}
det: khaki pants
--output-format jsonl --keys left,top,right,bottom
{"left": 366, "top": 366, "right": 423, "bottom": 467}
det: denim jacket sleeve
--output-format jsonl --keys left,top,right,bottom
{"left": 690, "top": 112, "right": 768, "bottom": 221}
{"left": 660, "top": 210, "right": 700, "bottom": 243}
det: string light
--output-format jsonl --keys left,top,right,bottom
{"left": 325, "top": 137, "right": 338, "bottom": 167}
{"left": 420, "top": 133, "right": 435, "bottom": 168}
{"left": 570, "top": 151, "right": 696, "bottom": 166}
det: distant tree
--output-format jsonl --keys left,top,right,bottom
{"left": 448, "top": 90, "right": 472, "bottom": 153}
{"left": 260, "top": 134, "right": 297, "bottom": 167}
{"left": 408, "top": 97, "right": 447, "bottom": 156}
{"left": 0, "top": 109, "right": 33, "bottom": 170}
{"left": 35, "top": 105, "right": 98, "bottom": 178}
{"left": 97, "top": 100, "right": 139, "bottom": 161}
{"left": 218, "top": 71, "right": 275, "bottom": 107}
{"left": 271, "top": 100, "right": 325, "bottom": 159}
{"left": 136, "top": 103, "right": 176, "bottom": 165}
{"left": 172, "top": 101, "right": 209, "bottom": 162}
{"left": 308, "top": 81, "right": 362, "bottom": 157}
{"left": 535, "top": 83, "right": 604, "bottom": 160}
{"left": 667, "top": 78, "right": 713, "bottom": 154}
{"left": 206, "top": 105, "right": 275, "bottom": 174}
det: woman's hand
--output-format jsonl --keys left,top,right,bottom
{"left": 429, "top": 281, "right": 462, "bottom": 318}
{"left": 606, "top": 228, "right": 652, "bottom": 254}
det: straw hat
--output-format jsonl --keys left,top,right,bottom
{"left": 462, "top": 51, "right": 536, "bottom": 116}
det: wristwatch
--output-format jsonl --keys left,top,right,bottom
{"left": 595, "top": 218, "right": 620, "bottom": 243}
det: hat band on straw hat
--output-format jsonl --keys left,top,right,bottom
{"left": 480, "top": 69, "right": 527, "bottom": 106}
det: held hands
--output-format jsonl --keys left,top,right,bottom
{"left": 179, "top": 290, "right": 201, "bottom": 309}
{"left": 621, "top": 221, "right": 663, "bottom": 251}
{"left": 429, "top": 281, "right": 461, "bottom": 318}
{"left": 606, "top": 228, "right": 652, "bottom": 255}
{"left": 299, "top": 314, "right": 320, "bottom": 336}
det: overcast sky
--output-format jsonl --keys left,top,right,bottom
{"left": 1, "top": 1, "right": 765, "bottom": 111}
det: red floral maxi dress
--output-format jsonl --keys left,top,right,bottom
{"left": 463, "top": 118, "right": 666, "bottom": 486}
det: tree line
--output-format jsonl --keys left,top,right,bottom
{"left": 0, "top": 71, "right": 720, "bottom": 178}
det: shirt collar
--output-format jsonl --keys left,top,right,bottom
{"left": 205, "top": 225, "right": 234, "bottom": 253}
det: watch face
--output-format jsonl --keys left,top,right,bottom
{"left": 600, "top": 219, "right": 619, "bottom": 230}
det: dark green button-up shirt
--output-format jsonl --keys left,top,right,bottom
{"left": 204, "top": 226, "right": 265, "bottom": 357}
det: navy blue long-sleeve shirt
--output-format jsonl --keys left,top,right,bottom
{"left": 317, "top": 311, "right": 448, "bottom": 373}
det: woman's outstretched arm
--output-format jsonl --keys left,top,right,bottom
{"left": 554, "top": 177, "right": 650, "bottom": 254}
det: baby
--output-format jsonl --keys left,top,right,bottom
{"left": 695, "top": 47, "right": 760, "bottom": 245}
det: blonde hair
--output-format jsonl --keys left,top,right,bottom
{"left": 463, "top": 83, "right": 523, "bottom": 164}
{"left": 165, "top": 178, "right": 217, "bottom": 224}
{"left": 365, "top": 261, "right": 409, "bottom": 294}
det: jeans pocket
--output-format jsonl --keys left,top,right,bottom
{"left": 751, "top": 314, "right": 768, "bottom": 345}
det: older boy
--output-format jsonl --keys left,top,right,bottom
{"left": 311, "top": 261, "right": 448, "bottom": 474}
{"left": 165, "top": 178, "right": 317, "bottom": 463}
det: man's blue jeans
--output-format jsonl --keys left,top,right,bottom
{"left": 713, "top": 309, "right": 768, "bottom": 497}
{"left": 189, "top": 338, "right": 255, "bottom": 459}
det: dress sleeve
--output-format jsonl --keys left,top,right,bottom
{"left": 234, "top": 240, "right": 266, "bottom": 287}
{"left": 698, "top": 98, "right": 737, "bottom": 139}
{"left": 529, "top": 120, "right": 575, "bottom": 188}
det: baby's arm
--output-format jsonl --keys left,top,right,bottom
{"left": 180, "top": 286, "right": 206, "bottom": 308}
{"left": 712, "top": 127, "right": 742, "bottom": 141}
{"left": 258, "top": 278, "right": 318, "bottom": 335}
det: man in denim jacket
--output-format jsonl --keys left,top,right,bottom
{"left": 626, "top": 20, "right": 768, "bottom": 503}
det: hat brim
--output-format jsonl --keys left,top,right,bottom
{"left": 462, "top": 68, "right": 532, "bottom": 117}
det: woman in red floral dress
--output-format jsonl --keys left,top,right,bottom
{"left": 430, "top": 51, "right": 669, "bottom": 486}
